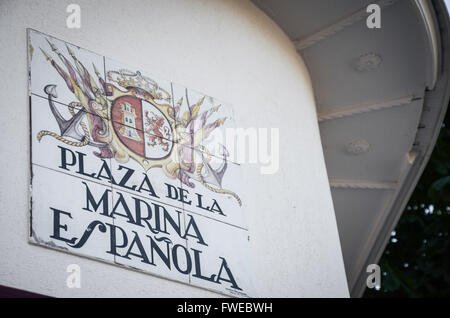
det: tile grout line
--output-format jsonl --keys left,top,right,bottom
{"left": 174, "top": 82, "right": 192, "bottom": 285}
{"left": 31, "top": 162, "right": 248, "bottom": 231}
{"left": 103, "top": 56, "right": 119, "bottom": 267}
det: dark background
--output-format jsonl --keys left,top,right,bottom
{"left": 364, "top": 103, "right": 450, "bottom": 297}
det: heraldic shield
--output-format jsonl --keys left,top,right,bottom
{"left": 111, "top": 95, "right": 173, "bottom": 160}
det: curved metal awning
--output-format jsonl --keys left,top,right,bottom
{"left": 252, "top": 0, "right": 450, "bottom": 296}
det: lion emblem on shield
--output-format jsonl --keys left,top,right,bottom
{"left": 144, "top": 111, "right": 171, "bottom": 151}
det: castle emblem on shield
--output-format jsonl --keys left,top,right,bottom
{"left": 118, "top": 101, "right": 141, "bottom": 142}
{"left": 34, "top": 37, "right": 241, "bottom": 206}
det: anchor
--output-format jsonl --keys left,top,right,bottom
{"left": 195, "top": 144, "right": 242, "bottom": 206}
{"left": 197, "top": 144, "right": 229, "bottom": 187}
{"left": 43, "top": 84, "right": 106, "bottom": 148}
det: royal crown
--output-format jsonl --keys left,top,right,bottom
{"left": 107, "top": 69, "right": 171, "bottom": 102}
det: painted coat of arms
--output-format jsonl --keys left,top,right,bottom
{"left": 30, "top": 31, "right": 241, "bottom": 206}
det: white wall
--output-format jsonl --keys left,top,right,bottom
{"left": 0, "top": 0, "right": 349, "bottom": 297}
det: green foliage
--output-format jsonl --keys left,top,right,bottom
{"left": 364, "top": 106, "right": 450, "bottom": 298}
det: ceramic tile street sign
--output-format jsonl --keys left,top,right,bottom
{"left": 28, "top": 29, "right": 252, "bottom": 297}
